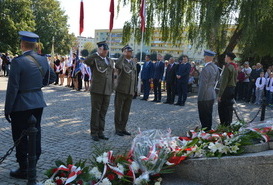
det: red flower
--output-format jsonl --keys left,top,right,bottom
{"left": 59, "top": 172, "right": 66, "bottom": 177}
{"left": 168, "top": 156, "right": 187, "bottom": 165}
{"left": 126, "top": 170, "right": 133, "bottom": 177}
{"left": 179, "top": 137, "right": 191, "bottom": 141}
{"left": 107, "top": 173, "right": 116, "bottom": 181}
{"left": 52, "top": 168, "right": 58, "bottom": 173}
{"left": 76, "top": 180, "right": 83, "bottom": 184}
{"left": 55, "top": 179, "right": 63, "bottom": 185}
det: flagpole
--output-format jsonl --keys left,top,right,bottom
{"left": 137, "top": 30, "right": 144, "bottom": 95}
{"left": 109, "top": 32, "right": 112, "bottom": 58}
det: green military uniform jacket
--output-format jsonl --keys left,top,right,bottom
{"left": 115, "top": 55, "right": 137, "bottom": 96}
{"left": 84, "top": 53, "right": 114, "bottom": 95}
{"left": 219, "top": 62, "right": 238, "bottom": 97}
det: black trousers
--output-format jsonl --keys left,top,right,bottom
{"left": 198, "top": 100, "right": 214, "bottom": 131}
{"left": 166, "top": 82, "right": 176, "bottom": 103}
{"left": 10, "top": 108, "right": 43, "bottom": 168}
{"left": 177, "top": 82, "right": 188, "bottom": 104}
{"left": 218, "top": 86, "right": 235, "bottom": 126}
{"left": 153, "top": 79, "right": 162, "bottom": 101}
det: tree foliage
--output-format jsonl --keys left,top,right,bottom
{"left": 0, "top": 0, "right": 35, "bottom": 53}
{"left": 118, "top": 0, "right": 273, "bottom": 64}
{"left": 0, "top": 0, "right": 75, "bottom": 55}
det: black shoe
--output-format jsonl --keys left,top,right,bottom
{"left": 10, "top": 168, "right": 27, "bottom": 179}
{"left": 180, "top": 103, "right": 185, "bottom": 106}
{"left": 92, "top": 136, "right": 99, "bottom": 141}
{"left": 122, "top": 131, "right": 131, "bottom": 135}
{"left": 98, "top": 135, "right": 109, "bottom": 140}
{"left": 116, "top": 131, "right": 124, "bottom": 136}
{"left": 140, "top": 98, "right": 147, "bottom": 101}
{"left": 174, "top": 103, "right": 181, "bottom": 105}
{"left": 151, "top": 99, "right": 157, "bottom": 102}
{"left": 163, "top": 101, "right": 170, "bottom": 104}
{"left": 156, "top": 100, "right": 161, "bottom": 102}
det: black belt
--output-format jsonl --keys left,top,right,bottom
{"left": 18, "top": 88, "right": 41, "bottom": 94}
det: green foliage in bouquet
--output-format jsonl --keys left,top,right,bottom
{"left": 44, "top": 155, "right": 92, "bottom": 184}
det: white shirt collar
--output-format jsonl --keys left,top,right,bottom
{"left": 205, "top": 61, "right": 212, "bottom": 66}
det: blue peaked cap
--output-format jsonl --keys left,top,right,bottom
{"left": 19, "top": 31, "right": 39, "bottom": 42}
{"left": 204, "top": 50, "right": 216, "bottom": 57}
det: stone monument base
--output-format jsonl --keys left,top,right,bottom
{"left": 164, "top": 149, "right": 273, "bottom": 185}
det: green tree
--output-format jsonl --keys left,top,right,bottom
{"left": 84, "top": 42, "right": 95, "bottom": 52}
{"left": 119, "top": 0, "right": 273, "bottom": 64}
{"left": 31, "top": 0, "right": 74, "bottom": 54}
{"left": 0, "top": 0, "right": 35, "bottom": 53}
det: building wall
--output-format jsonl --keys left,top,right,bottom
{"left": 94, "top": 28, "right": 206, "bottom": 61}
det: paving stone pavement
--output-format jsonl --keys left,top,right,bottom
{"left": 0, "top": 76, "right": 272, "bottom": 185}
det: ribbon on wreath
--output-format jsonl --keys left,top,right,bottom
{"left": 50, "top": 164, "right": 82, "bottom": 185}
{"left": 246, "top": 128, "right": 270, "bottom": 142}
{"left": 95, "top": 151, "right": 124, "bottom": 185}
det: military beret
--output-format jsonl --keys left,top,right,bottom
{"left": 121, "top": 45, "right": 133, "bottom": 52}
{"left": 97, "top": 41, "right": 109, "bottom": 50}
{"left": 19, "top": 31, "right": 39, "bottom": 42}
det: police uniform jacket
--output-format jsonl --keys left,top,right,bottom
{"left": 115, "top": 55, "right": 137, "bottom": 96}
{"left": 84, "top": 53, "right": 114, "bottom": 95}
{"left": 5, "top": 50, "right": 56, "bottom": 115}
{"left": 198, "top": 62, "right": 220, "bottom": 101}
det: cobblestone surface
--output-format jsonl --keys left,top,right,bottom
{"left": 0, "top": 76, "right": 272, "bottom": 185}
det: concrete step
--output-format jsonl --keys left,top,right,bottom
{"left": 162, "top": 149, "right": 273, "bottom": 185}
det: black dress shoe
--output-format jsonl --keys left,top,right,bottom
{"left": 174, "top": 103, "right": 181, "bottom": 105}
{"left": 140, "top": 98, "right": 147, "bottom": 101}
{"left": 156, "top": 100, "right": 161, "bottom": 102}
{"left": 98, "top": 135, "right": 109, "bottom": 140}
{"left": 10, "top": 168, "right": 27, "bottom": 179}
{"left": 122, "top": 131, "right": 131, "bottom": 135}
{"left": 92, "top": 136, "right": 99, "bottom": 141}
{"left": 163, "top": 101, "right": 170, "bottom": 104}
{"left": 151, "top": 99, "right": 157, "bottom": 102}
{"left": 116, "top": 131, "right": 124, "bottom": 136}
{"left": 180, "top": 103, "right": 185, "bottom": 106}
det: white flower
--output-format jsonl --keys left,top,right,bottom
{"left": 44, "top": 179, "right": 56, "bottom": 185}
{"left": 98, "top": 178, "right": 112, "bottom": 185}
{"left": 134, "top": 173, "right": 149, "bottom": 185}
{"left": 208, "top": 142, "right": 225, "bottom": 153}
{"left": 89, "top": 167, "right": 102, "bottom": 179}
{"left": 229, "top": 145, "right": 240, "bottom": 153}
{"left": 96, "top": 156, "right": 103, "bottom": 163}
{"left": 117, "top": 163, "right": 124, "bottom": 179}
{"left": 131, "top": 161, "right": 140, "bottom": 172}
{"left": 102, "top": 152, "right": 109, "bottom": 164}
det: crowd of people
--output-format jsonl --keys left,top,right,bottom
{"left": 235, "top": 62, "right": 273, "bottom": 106}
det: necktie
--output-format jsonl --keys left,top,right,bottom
{"left": 259, "top": 78, "right": 262, "bottom": 85}
{"left": 268, "top": 78, "right": 271, "bottom": 87}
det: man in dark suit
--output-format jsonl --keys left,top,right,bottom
{"left": 5, "top": 31, "right": 56, "bottom": 179}
{"left": 175, "top": 55, "right": 191, "bottom": 106}
{"left": 152, "top": 54, "right": 165, "bottom": 102}
{"left": 133, "top": 57, "right": 141, "bottom": 99}
{"left": 140, "top": 55, "right": 154, "bottom": 100}
{"left": 84, "top": 41, "right": 114, "bottom": 141}
{"left": 198, "top": 50, "right": 219, "bottom": 131}
{"left": 164, "top": 57, "right": 177, "bottom": 104}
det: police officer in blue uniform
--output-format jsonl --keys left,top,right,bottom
{"left": 4, "top": 31, "right": 56, "bottom": 179}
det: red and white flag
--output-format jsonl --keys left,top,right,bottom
{"left": 79, "top": 0, "right": 84, "bottom": 35}
{"left": 109, "top": 0, "right": 115, "bottom": 32}
{"left": 139, "top": 0, "right": 146, "bottom": 32}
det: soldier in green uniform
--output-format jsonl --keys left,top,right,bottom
{"left": 218, "top": 52, "right": 238, "bottom": 126}
{"left": 84, "top": 41, "right": 114, "bottom": 141}
{"left": 114, "top": 45, "right": 137, "bottom": 136}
